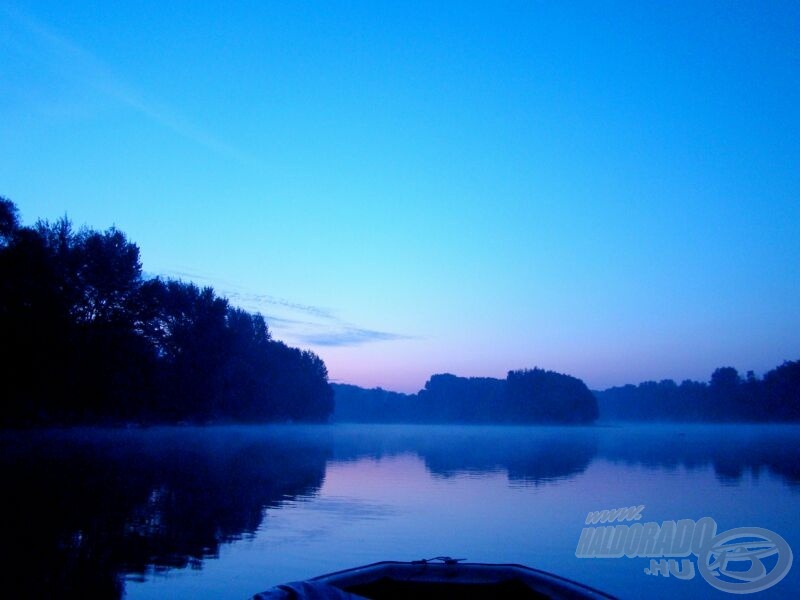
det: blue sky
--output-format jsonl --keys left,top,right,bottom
{"left": 2, "top": 1, "right": 799, "bottom": 392}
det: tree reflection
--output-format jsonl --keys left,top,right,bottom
{"left": 596, "top": 426, "right": 800, "bottom": 486}
{"left": 0, "top": 427, "right": 329, "bottom": 598}
{"left": 326, "top": 426, "right": 598, "bottom": 484}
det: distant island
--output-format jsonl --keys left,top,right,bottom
{"left": 334, "top": 360, "right": 800, "bottom": 424}
{"left": 3, "top": 196, "right": 798, "bottom": 427}
{"left": 333, "top": 369, "right": 598, "bottom": 424}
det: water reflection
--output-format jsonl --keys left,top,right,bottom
{"left": 1, "top": 424, "right": 798, "bottom": 598}
{"left": 328, "top": 426, "right": 598, "bottom": 484}
{"left": 595, "top": 425, "right": 800, "bottom": 486}
{"left": 1, "top": 428, "right": 329, "bottom": 598}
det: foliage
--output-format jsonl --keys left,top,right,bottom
{"left": 0, "top": 199, "right": 333, "bottom": 425}
{"left": 333, "top": 369, "right": 598, "bottom": 424}
{"left": 595, "top": 362, "right": 800, "bottom": 422}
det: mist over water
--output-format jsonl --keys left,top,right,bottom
{"left": 2, "top": 423, "right": 798, "bottom": 599}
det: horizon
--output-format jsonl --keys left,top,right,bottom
{"left": 3, "top": 2, "right": 799, "bottom": 394}
{"left": 327, "top": 361, "right": 796, "bottom": 395}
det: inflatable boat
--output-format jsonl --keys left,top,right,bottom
{"left": 252, "top": 557, "right": 616, "bottom": 599}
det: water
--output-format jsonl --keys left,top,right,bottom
{"left": 2, "top": 424, "right": 798, "bottom": 599}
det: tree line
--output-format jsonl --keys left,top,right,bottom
{"left": 333, "top": 368, "right": 599, "bottom": 424}
{"left": 595, "top": 363, "right": 800, "bottom": 421}
{"left": 334, "top": 362, "right": 800, "bottom": 424}
{"left": 0, "top": 197, "right": 333, "bottom": 426}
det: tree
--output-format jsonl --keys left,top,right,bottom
{"left": 763, "top": 361, "right": 800, "bottom": 421}
{"left": 0, "top": 197, "right": 335, "bottom": 425}
{"left": 709, "top": 367, "right": 743, "bottom": 420}
{"left": 71, "top": 228, "right": 143, "bottom": 325}
{"left": 506, "top": 368, "right": 598, "bottom": 423}
{"left": 0, "top": 196, "right": 20, "bottom": 246}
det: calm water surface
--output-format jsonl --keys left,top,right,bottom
{"left": 2, "top": 424, "right": 798, "bottom": 599}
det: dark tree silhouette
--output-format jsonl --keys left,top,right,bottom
{"left": 418, "top": 374, "right": 507, "bottom": 422}
{"left": 331, "top": 384, "right": 419, "bottom": 423}
{"left": 762, "top": 361, "right": 800, "bottom": 421}
{"left": 336, "top": 360, "right": 800, "bottom": 424}
{"left": 595, "top": 361, "right": 800, "bottom": 422}
{"left": 505, "top": 368, "right": 598, "bottom": 423}
{"left": 0, "top": 198, "right": 333, "bottom": 426}
{"left": 333, "top": 369, "right": 598, "bottom": 424}
{"left": 0, "top": 196, "right": 19, "bottom": 245}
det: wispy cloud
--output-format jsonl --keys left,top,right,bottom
{"left": 227, "top": 291, "right": 337, "bottom": 321}
{"left": 297, "top": 328, "right": 414, "bottom": 347}
{"left": 156, "top": 268, "right": 336, "bottom": 321}
{"left": 152, "top": 267, "right": 415, "bottom": 348}
{"left": 1, "top": 6, "right": 257, "bottom": 165}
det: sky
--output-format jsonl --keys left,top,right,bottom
{"left": 1, "top": 1, "right": 799, "bottom": 393}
